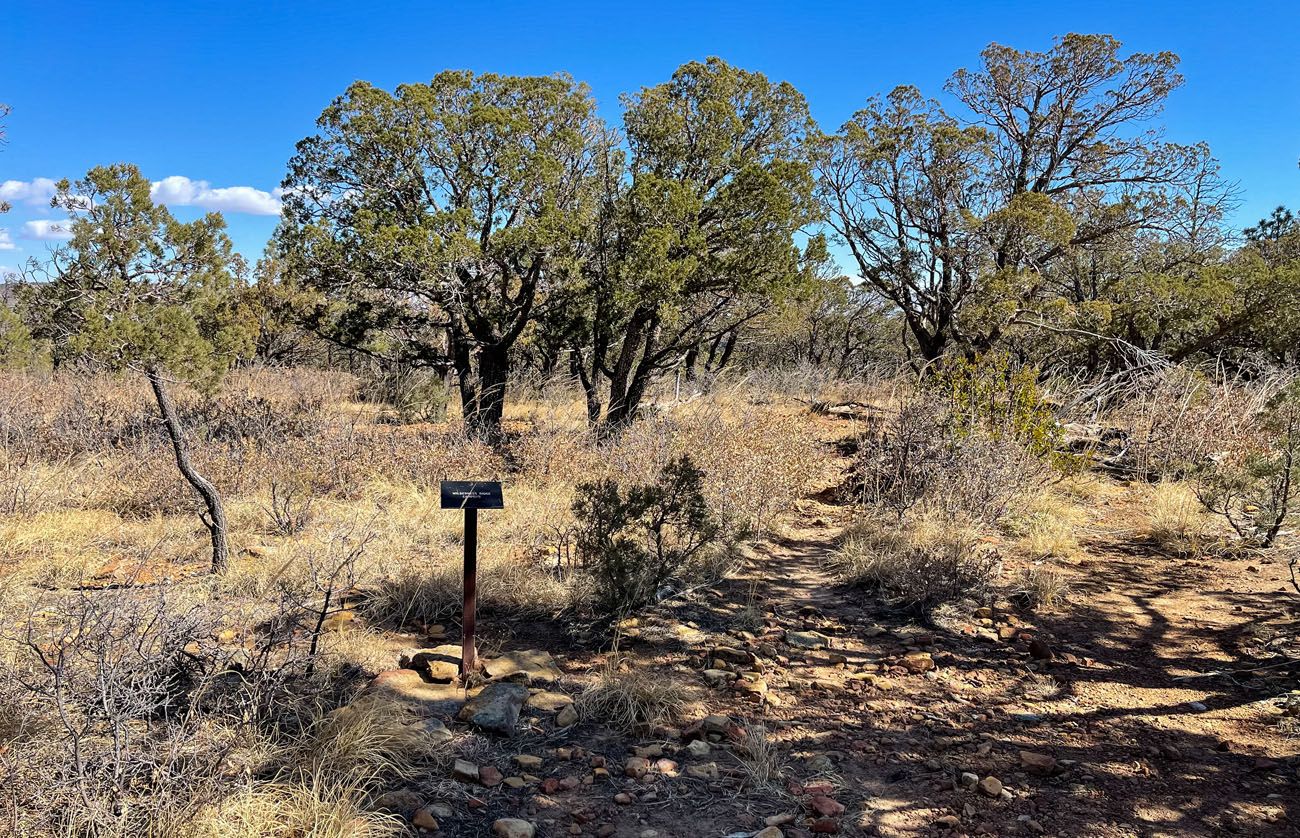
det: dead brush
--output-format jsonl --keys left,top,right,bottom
{"left": 577, "top": 652, "right": 687, "bottom": 733}
{"left": 263, "top": 479, "right": 316, "bottom": 536}
{"left": 828, "top": 514, "right": 1002, "bottom": 609}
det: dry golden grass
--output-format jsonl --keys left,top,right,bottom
{"left": 0, "top": 368, "right": 831, "bottom": 838}
{"left": 1146, "top": 481, "right": 1210, "bottom": 555}
{"left": 1003, "top": 489, "right": 1086, "bottom": 560}
{"left": 193, "top": 780, "right": 403, "bottom": 838}
{"left": 577, "top": 653, "right": 689, "bottom": 733}
{"left": 731, "top": 722, "right": 785, "bottom": 790}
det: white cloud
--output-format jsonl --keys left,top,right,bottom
{"left": 150, "top": 176, "right": 281, "bottom": 216}
{"left": 21, "top": 219, "right": 72, "bottom": 241}
{"left": 0, "top": 177, "right": 58, "bottom": 208}
{"left": 1, "top": 175, "right": 283, "bottom": 216}
{"left": 0, "top": 229, "right": 15, "bottom": 251}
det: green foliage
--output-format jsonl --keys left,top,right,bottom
{"left": 575, "top": 57, "right": 820, "bottom": 425}
{"left": 279, "top": 71, "right": 608, "bottom": 437}
{"left": 0, "top": 302, "right": 43, "bottom": 368}
{"left": 28, "top": 164, "right": 252, "bottom": 390}
{"left": 573, "top": 455, "right": 720, "bottom": 615}
{"left": 934, "top": 353, "right": 1068, "bottom": 466}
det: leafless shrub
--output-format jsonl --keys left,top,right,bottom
{"left": 850, "top": 396, "right": 1047, "bottom": 525}
{"left": 263, "top": 479, "right": 315, "bottom": 536}
{"left": 273, "top": 531, "right": 370, "bottom": 677}
{"left": 1116, "top": 367, "right": 1282, "bottom": 480}
{"left": 0, "top": 585, "right": 233, "bottom": 837}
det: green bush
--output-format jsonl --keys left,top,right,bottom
{"left": 935, "top": 352, "right": 1073, "bottom": 469}
{"left": 573, "top": 455, "right": 720, "bottom": 616}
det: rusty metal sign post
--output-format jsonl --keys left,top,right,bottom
{"left": 439, "top": 480, "right": 504, "bottom": 676}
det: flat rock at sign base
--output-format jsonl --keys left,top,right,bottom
{"left": 399, "top": 645, "right": 463, "bottom": 682}
{"left": 365, "top": 670, "right": 464, "bottom": 717}
{"left": 492, "top": 819, "right": 536, "bottom": 838}
{"left": 457, "top": 682, "right": 529, "bottom": 735}
{"left": 786, "top": 630, "right": 831, "bottom": 649}
{"left": 483, "top": 650, "right": 563, "bottom": 684}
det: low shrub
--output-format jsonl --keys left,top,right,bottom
{"left": 573, "top": 455, "right": 721, "bottom": 616}
{"left": 849, "top": 393, "right": 1048, "bottom": 525}
{"left": 1192, "top": 380, "right": 1300, "bottom": 547}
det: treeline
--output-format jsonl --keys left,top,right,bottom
{"left": 2, "top": 33, "right": 1299, "bottom": 443}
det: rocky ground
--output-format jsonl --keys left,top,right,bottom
{"left": 344, "top": 420, "right": 1300, "bottom": 838}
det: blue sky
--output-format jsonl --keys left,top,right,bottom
{"left": 2, "top": 0, "right": 1297, "bottom": 274}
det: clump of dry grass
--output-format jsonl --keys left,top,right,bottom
{"left": 829, "top": 512, "right": 1002, "bottom": 608}
{"left": 577, "top": 654, "right": 688, "bottom": 733}
{"left": 293, "top": 698, "right": 452, "bottom": 787}
{"left": 1012, "top": 563, "right": 1072, "bottom": 609}
{"left": 1146, "top": 482, "right": 1209, "bottom": 555}
{"left": 1022, "top": 672, "right": 1063, "bottom": 701}
{"left": 731, "top": 722, "right": 784, "bottom": 790}
{"left": 193, "top": 779, "right": 404, "bottom": 838}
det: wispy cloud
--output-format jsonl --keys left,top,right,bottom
{"left": 21, "top": 219, "right": 72, "bottom": 241}
{"left": 0, "top": 228, "right": 15, "bottom": 251}
{"left": 150, "top": 176, "right": 282, "bottom": 215}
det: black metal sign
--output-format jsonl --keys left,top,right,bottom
{"left": 439, "top": 480, "right": 504, "bottom": 676}
{"left": 440, "top": 480, "right": 504, "bottom": 510}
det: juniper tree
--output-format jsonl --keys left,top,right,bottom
{"left": 571, "top": 58, "right": 820, "bottom": 427}
{"left": 819, "top": 34, "right": 1225, "bottom": 363}
{"left": 279, "top": 72, "right": 608, "bottom": 442}
{"left": 30, "top": 164, "right": 252, "bottom": 572}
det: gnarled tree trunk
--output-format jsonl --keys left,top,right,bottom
{"left": 146, "top": 367, "right": 230, "bottom": 573}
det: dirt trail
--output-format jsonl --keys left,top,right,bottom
{"left": 436, "top": 421, "right": 1297, "bottom": 838}
{"left": 609, "top": 421, "right": 1299, "bottom": 837}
